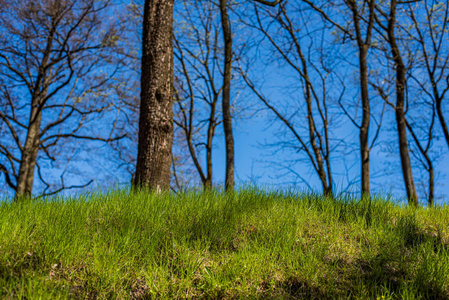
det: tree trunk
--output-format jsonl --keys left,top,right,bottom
{"left": 15, "top": 106, "right": 42, "bottom": 199}
{"left": 436, "top": 98, "right": 449, "bottom": 150}
{"left": 204, "top": 99, "right": 218, "bottom": 189}
{"left": 15, "top": 27, "right": 55, "bottom": 199}
{"left": 134, "top": 0, "right": 174, "bottom": 192}
{"left": 387, "top": 0, "right": 418, "bottom": 206}
{"left": 406, "top": 118, "right": 434, "bottom": 207}
{"left": 428, "top": 165, "right": 434, "bottom": 206}
{"left": 219, "top": 0, "right": 235, "bottom": 191}
{"left": 359, "top": 45, "right": 371, "bottom": 197}
{"left": 348, "top": 0, "right": 375, "bottom": 198}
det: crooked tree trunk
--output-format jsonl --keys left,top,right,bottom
{"left": 219, "top": 0, "right": 235, "bottom": 191}
{"left": 388, "top": 0, "right": 418, "bottom": 206}
{"left": 134, "top": 0, "right": 174, "bottom": 192}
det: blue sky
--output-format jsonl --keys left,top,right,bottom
{"left": 1, "top": 0, "right": 448, "bottom": 206}
{"left": 179, "top": 0, "right": 449, "bottom": 206}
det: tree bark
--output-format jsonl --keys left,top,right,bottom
{"left": 134, "top": 0, "right": 174, "bottom": 192}
{"left": 406, "top": 119, "right": 434, "bottom": 206}
{"left": 219, "top": 0, "right": 235, "bottom": 191}
{"left": 436, "top": 99, "right": 449, "bottom": 150}
{"left": 387, "top": 0, "right": 418, "bottom": 206}
{"left": 349, "top": 0, "right": 375, "bottom": 198}
{"left": 428, "top": 165, "right": 434, "bottom": 206}
{"left": 15, "top": 106, "right": 42, "bottom": 198}
{"left": 205, "top": 97, "right": 218, "bottom": 189}
{"left": 359, "top": 45, "right": 371, "bottom": 197}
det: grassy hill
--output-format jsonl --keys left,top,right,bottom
{"left": 1, "top": 189, "right": 448, "bottom": 299}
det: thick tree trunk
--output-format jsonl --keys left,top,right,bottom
{"left": 15, "top": 106, "right": 42, "bottom": 199}
{"left": 134, "top": 0, "right": 174, "bottom": 192}
{"left": 388, "top": 0, "right": 418, "bottom": 206}
{"left": 219, "top": 0, "right": 235, "bottom": 191}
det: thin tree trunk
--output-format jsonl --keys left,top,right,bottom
{"left": 436, "top": 99, "right": 449, "bottom": 149}
{"left": 428, "top": 166, "right": 434, "bottom": 206}
{"left": 359, "top": 45, "right": 370, "bottom": 197}
{"left": 134, "top": 0, "right": 174, "bottom": 192}
{"left": 219, "top": 0, "right": 235, "bottom": 191}
{"left": 205, "top": 99, "right": 218, "bottom": 189}
{"left": 348, "top": 0, "right": 375, "bottom": 197}
{"left": 387, "top": 0, "right": 418, "bottom": 206}
{"left": 405, "top": 118, "right": 435, "bottom": 206}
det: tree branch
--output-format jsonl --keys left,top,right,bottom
{"left": 254, "top": 0, "right": 282, "bottom": 7}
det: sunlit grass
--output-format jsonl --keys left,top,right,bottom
{"left": 1, "top": 188, "right": 448, "bottom": 299}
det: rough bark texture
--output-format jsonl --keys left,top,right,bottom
{"left": 219, "top": 0, "right": 235, "bottom": 191}
{"left": 16, "top": 108, "right": 42, "bottom": 198}
{"left": 134, "top": 0, "right": 174, "bottom": 192}
{"left": 387, "top": 0, "right": 418, "bottom": 206}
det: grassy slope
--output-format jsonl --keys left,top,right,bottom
{"left": 1, "top": 189, "right": 449, "bottom": 299}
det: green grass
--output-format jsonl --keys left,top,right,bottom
{"left": 1, "top": 189, "right": 449, "bottom": 299}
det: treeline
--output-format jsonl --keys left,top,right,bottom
{"left": 0, "top": 0, "right": 448, "bottom": 206}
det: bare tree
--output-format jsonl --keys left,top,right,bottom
{"left": 398, "top": 0, "right": 449, "bottom": 206}
{"left": 107, "top": 1, "right": 142, "bottom": 183}
{"left": 0, "top": 0, "right": 125, "bottom": 199}
{"left": 406, "top": 111, "right": 437, "bottom": 206}
{"left": 374, "top": 0, "right": 418, "bottom": 205}
{"left": 219, "top": 0, "right": 282, "bottom": 191}
{"left": 239, "top": 2, "right": 345, "bottom": 196}
{"left": 299, "top": 0, "right": 381, "bottom": 198}
{"left": 219, "top": 0, "right": 235, "bottom": 191}
{"left": 173, "top": 0, "right": 224, "bottom": 189}
{"left": 407, "top": 1, "right": 449, "bottom": 150}
{"left": 347, "top": 0, "right": 376, "bottom": 197}
{"left": 133, "top": 0, "right": 174, "bottom": 192}
{"left": 372, "top": 81, "right": 437, "bottom": 206}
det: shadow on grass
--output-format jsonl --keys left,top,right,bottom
{"left": 348, "top": 214, "right": 449, "bottom": 299}
{"left": 279, "top": 276, "right": 331, "bottom": 299}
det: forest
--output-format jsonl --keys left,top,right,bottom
{"left": 2, "top": 1, "right": 449, "bottom": 298}
{"left": 1, "top": 0, "right": 449, "bottom": 205}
